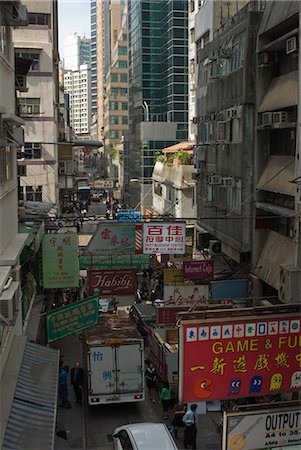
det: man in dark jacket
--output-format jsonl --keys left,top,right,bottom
{"left": 71, "top": 362, "right": 84, "bottom": 405}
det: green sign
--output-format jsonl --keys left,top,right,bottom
{"left": 79, "top": 254, "right": 151, "bottom": 270}
{"left": 42, "top": 234, "right": 79, "bottom": 288}
{"left": 46, "top": 296, "right": 98, "bottom": 342}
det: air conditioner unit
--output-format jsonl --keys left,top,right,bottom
{"left": 220, "top": 177, "right": 235, "bottom": 188}
{"left": 261, "top": 112, "right": 273, "bottom": 126}
{"left": 258, "top": 52, "right": 277, "bottom": 66}
{"left": 207, "top": 174, "right": 221, "bottom": 185}
{"left": 286, "top": 37, "right": 297, "bottom": 54}
{"left": 209, "top": 240, "right": 221, "bottom": 255}
{"left": 272, "top": 111, "right": 293, "bottom": 124}
{"left": 278, "top": 265, "right": 301, "bottom": 304}
{"left": 192, "top": 116, "right": 198, "bottom": 124}
{"left": 59, "top": 167, "right": 65, "bottom": 175}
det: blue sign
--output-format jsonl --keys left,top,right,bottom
{"left": 210, "top": 279, "right": 248, "bottom": 300}
{"left": 117, "top": 210, "right": 142, "bottom": 223}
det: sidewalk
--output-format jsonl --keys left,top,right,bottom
{"left": 51, "top": 333, "right": 86, "bottom": 450}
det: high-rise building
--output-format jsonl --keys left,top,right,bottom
{"left": 13, "top": 0, "right": 60, "bottom": 205}
{"left": 90, "top": 0, "right": 97, "bottom": 115}
{"left": 64, "top": 64, "right": 91, "bottom": 136}
{"left": 95, "top": 0, "right": 125, "bottom": 139}
{"left": 63, "top": 33, "right": 91, "bottom": 70}
{"left": 125, "top": 0, "right": 189, "bottom": 210}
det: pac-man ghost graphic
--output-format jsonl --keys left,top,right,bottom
{"left": 229, "top": 378, "right": 242, "bottom": 395}
{"left": 269, "top": 373, "right": 283, "bottom": 391}
{"left": 290, "top": 371, "right": 301, "bottom": 389}
{"left": 193, "top": 377, "right": 213, "bottom": 399}
{"left": 249, "top": 376, "right": 262, "bottom": 393}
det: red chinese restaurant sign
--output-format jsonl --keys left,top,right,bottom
{"left": 88, "top": 269, "right": 136, "bottom": 296}
{"left": 179, "top": 315, "right": 301, "bottom": 403}
{"left": 183, "top": 260, "right": 214, "bottom": 279}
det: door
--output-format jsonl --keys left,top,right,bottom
{"left": 89, "top": 345, "right": 116, "bottom": 395}
{"left": 116, "top": 343, "right": 143, "bottom": 393}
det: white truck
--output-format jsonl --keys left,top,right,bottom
{"left": 85, "top": 315, "right": 145, "bottom": 405}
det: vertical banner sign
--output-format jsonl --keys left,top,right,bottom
{"left": 179, "top": 315, "right": 301, "bottom": 403}
{"left": 42, "top": 233, "right": 79, "bottom": 288}
{"left": 143, "top": 222, "right": 186, "bottom": 254}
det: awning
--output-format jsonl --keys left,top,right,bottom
{"left": 258, "top": 1, "right": 300, "bottom": 40}
{"left": 255, "top": 230, "right": 294, "bottom": 290}
{"left": 256, "top": 156, "right": 295, "bottom": 196}
{"left": 258, "top": 71, "right": 298, "bottom": 112}
{"left": 256, "top": 202, "right": 295, "bottom": 218}
{"left": 2, "top": 341, "right": 59, "bottom": 450}
{"left": 163, "top": 141, "right": 195, "bottom": 153}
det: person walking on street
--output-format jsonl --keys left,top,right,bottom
{"left": 71, "top": 362, "right": 84, "bottom": 405}
{"left": 182, "top": 404, "right": 198, "bottom": 449}
{"left": 59, "top": 365, "right": 71, "bottom": 409}
{"left": 160, "top": 381, "right": 172, "bottom": 420}
{"left": 145, "top": 362, "right": 157, "bottom": 403}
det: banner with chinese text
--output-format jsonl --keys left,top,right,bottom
{"left": 164, "top": 284, "right": 209, "bottom": 304}
{"left": 179, "top": 314, "right": 301, "bottom": 403}
{"left": 47, "top": 296, "right": 98, "bottom": 342}
{"left": 42, "top": 234, "right": 79, "bottom": 288}
{"left": 87, "top": 223, "right": 135, "bottom": 255}
{"left": 143, "top": 222, "right": 186, "bottom": 254}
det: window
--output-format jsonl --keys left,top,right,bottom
{"left": 111, "top": 73, "right": 118, "bottom": 82}
{"left": 18, "top": 166, "right": 27, "bottom": 177}
{"left": 120, "top": 73, "right": 127, "bottom": 82}
{"left": 231, "top": 118, "right": 242, "bottom": 142}
{"left": 0, "top": 147, "right": 13, "bottom": 184}
{"left": 122, "top": 116, "right": 128, "bottom": 124}
{"left": 110, "top": 130, "right": 119, "bottom": 139}
{"left": 111, "top": 87, "right": 118, "bottom": 96}
{"left": 109, "top": 101, "right": 118, "bottom": 110}
{"left": 118, "top": 46, "right": 127, "bottom": 55}
{"left": 28, "top": 13, "right": 51, "bottom": 27}
{"left": 35, "top": 186, "right": 42, "bottom": 202}
{"left": 18, "top": 98, "right": 40, "bottom": 115}
{"left": 118, "top": 61, "right": 127, "bottom": 69}
{"left": 24, "top": 142, "right": 42, "bottom": 159}
{"left": 227, "top": 180, "right": 241, "bottom": 213}
{"left": 0, "top": 11, "right": 9, "bottom": 60}
{"left": 109, "top": 116, "right": 118, "bottom": 125}
{"left": 122, "top": 102, "right": 128, "bottom": 110}
{"left": 24, "top": 185, "right": 43, "bottom": 202}
{"left": 15, "top": 50, "right": 40, "bottom": 71}
{"left": 25, "top": 186, "right": 34, "bottom": 201}
{"left": 119, "top": 88, "right": 127, "bottom": 96}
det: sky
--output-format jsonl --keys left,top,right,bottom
{"left": 58, "top": 0, "right": 91, "bottom": 58}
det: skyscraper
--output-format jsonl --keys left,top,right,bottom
{"left": 90, "top": 0, "right": 97, "bottom": 115}
{"left": 64, "top": 33, "right": 91, "bottom": 71}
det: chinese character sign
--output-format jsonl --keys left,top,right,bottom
{"left": 42, "top": 234, "right": 79, "bottom": 288}
{"left": 143, "top": 222, "right": 186, "bottom": 254}
{"left": 179, "top": 315, "right": 301, "bottom": 403}
{"left": 47, "top": 296, "right": 98, "bottom": 342}
{"left": 87, "top": 224, "right": 136, "bottom": 255}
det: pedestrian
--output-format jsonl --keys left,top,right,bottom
{"left": 182, "top": 404, "right": 198, "bottom": 449}
{"left": 145, "top": 362, "right": 157, "bottom": 403}
{"left": 71, "top": 361, "right": 84, "bottom": 405}
{"left": 171, "top": 403, "right": 187, "bottom": 438}
{"left": 59, "top": 365, "right": 71, "bottom": 409}
{"left": 160, "top": 381, "right": 172, "bottom": 420}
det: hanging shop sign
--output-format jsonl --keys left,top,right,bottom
{"left": 143, "top": 222, "right": 186, "bottom": 254}
{"left": 179, "top": 314, "right": 301, "bottom": 403}
{"left": 164, "top": 268, "right": 185, "bottom": 285}
{"left": 87, "top": 223, "right": 136, "bottom": 255}
{"left": 42, "top": 233, "right": 79, "bottom": 288}
{"left": 164, "top": 284, "right": 209, "bottom": 305}
{"left": 210, "top": 279, "right": 248, "bottom": 300}
{"left": 47, "top": 296, "right": 98, "bottom": 342}
{"left": 223, "top": 405, "right": 301, "bottom": 450}
{"left": 183, "top": 260, "right": 214, "bottom": 280}
{"left": 93, "top": 179, "right": 114, "bottom": 189}
{"left": 79, "top": 254, "right": 151, "bottom": 271}
{"left": 88, "top": 269, "right": 136, "bottom": 296}
{"left": 117, "top": 210, "right": 142, "bottom": 222}
{"left": 157, "top": 306, "right": 193, "bottom": 326}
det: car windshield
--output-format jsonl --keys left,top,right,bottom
{"left": 130, "top": 425, "right": 175, "bottom": 450}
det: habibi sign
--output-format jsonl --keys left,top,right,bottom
{"left": 179, "top": 313, "right": 301, "bottom": 403}
{"left": 88, "top": 269, "right": 136, "bottom": 296}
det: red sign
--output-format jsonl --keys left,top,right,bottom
{"left": 179, "top": 315, "right": 301, "bottom": 403}
{"left": 88, "top": 269, "right": 136, "bottom": 296}
{"left": 157, "top": 306, "right": 192, "bottom": 326}
{"left": 183, "top": 260, "right": 214, "bottom": 279}
{"left": 143, "top": 222, "right": 186, "bottom": 254}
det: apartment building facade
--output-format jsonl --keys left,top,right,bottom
{"left": 13, "top": 0, "right": 59, "bottom": 205}
{"left": 63, "top": 32, "right": 90, "bottom": 71}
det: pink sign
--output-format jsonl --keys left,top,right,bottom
{"left": 183, "top": 260, "right": 214, "bottom": 279}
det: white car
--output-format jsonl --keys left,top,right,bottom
{"left": 113, "top": 423, "right": 178, "bottom": 450}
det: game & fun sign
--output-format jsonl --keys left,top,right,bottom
{"left": 42, "top": 233, "right": 79, "bottom": 288}
{"left": 179, "top": 314, "right": 301, "bottom": 403}
{"left": 224, "top": 405, "right": 301, "bottom": 450}
{"left": 47, "top": 296, "right": 98, "bottom": 342}
{"left": 143, "top": 222, "right": 186, "bottom": 254}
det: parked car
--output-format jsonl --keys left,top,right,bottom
{"left": 113, "top": 423, "right": 178, "bottom": 450}
{"left": 99, "top": 299, "right": 117, "bottom": 314}
{"left": 91, "top": 193, "right": 101, "bottom": 202}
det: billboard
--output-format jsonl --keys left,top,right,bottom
{"left": 42, "top": 234, "right": 79, "bottom": 288}
{"left": 47, "top": 296, "right": 98, "bottom": 342}
{"left": 164, "top": 285, "right": 209, "bottom": 305}
{"left": 224, "top": 405, "right": 301, "bottom": 450}
{"left": 183, "top": 260, "right": 214, "bottom": 280}
{"left": 179, "top": 314, "right": 301, "bottom": 403}
{"left": 117, "top": 210, "right": 142, "bottom": 223}
{"left": 143, "top": 222, "right": 186, "bottom": 254}
{"left": 93, "top": 179, "right": 114, "bottom": 189}
{"left": 79, "top": 254, "right": 151, "bottom": 271}
{"left": 87, "top": 223, "right": 136, "bottom": 255}
{"left": 210, "top": 279, "right": 248, "bottom": 300}
{"left": 164, "top": 268, "right": 185, "bottom": 285}
{"left": 88, "top": 269, "right": 136, "bottom": 296}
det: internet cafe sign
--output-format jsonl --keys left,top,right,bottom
{"left": 143, "top": 222, "right": 186, "bottom": 254}
{"left": 223, "top": 405, "right": 301, "bottom": 450}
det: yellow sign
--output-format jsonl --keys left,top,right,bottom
{"left": 164, "top": 268, "right": 184, "bottom": 285}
